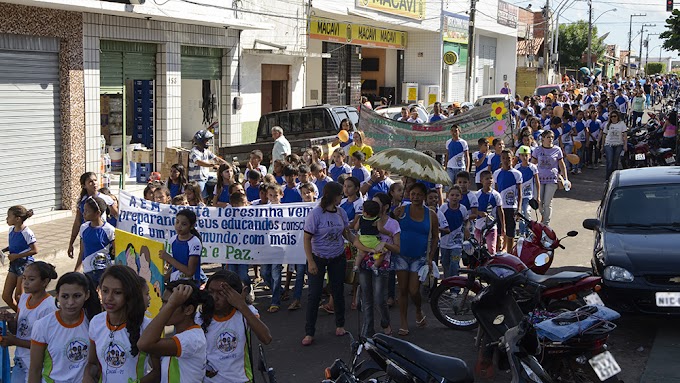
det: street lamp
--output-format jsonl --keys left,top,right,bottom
{"left": 588, "top": 6, "right": 617, "bottom": 71}
{"left": 628, "top": 14, "right": 646, "bottom": 77}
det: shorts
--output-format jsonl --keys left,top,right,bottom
{"left": 359, "top": 235, "right": 381, "bottom": 250}
{"left": 503, "top": 208, "right": 517, "bottom": 238}
{"left": 391, "top": 254, "right": 426, "bottom": 273}
{"left": 8, "top": 258, "right": 33, "bottom": 276}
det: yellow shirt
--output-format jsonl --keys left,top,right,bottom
{"left": 349, "top": 144, "right": 374, "bottom": 161}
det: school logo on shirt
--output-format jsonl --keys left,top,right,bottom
{"left": 66, "top": 338, "right": 89, "bottom": 363}
{"left": 17, "top": 318, "right": 29, "bottom": 338}
{"left": 217, "top": 330, "right": 238, "bottom": 354}
{"left": 105, "top": 341, "right": 127, "bottom": 368}
{"left": 504, "top": 190, "right": 516, "bottom": 206}
{"left": 92, "top": 252, "right": 109, "bottom": 270}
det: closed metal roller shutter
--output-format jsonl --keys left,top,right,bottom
{"left": 100, "top": 40, "right": 156, "bottom": 92}
{"left": 0, "top": 34, "right": 61, "bottom": 220}
{"left": 181, "top": 46, "right": 222, "bottom": 80}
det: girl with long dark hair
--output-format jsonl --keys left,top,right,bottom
{"left": 160, "top": 209, "right": 203, "bottom": 283}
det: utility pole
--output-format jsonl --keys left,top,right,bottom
{"left": 587, "top": 0, "right": 593, "bottom": 71}
{"left": 640, "top": 24, "right": 656, "bottom": 74}
{"left": 628, "top": 13, "right": 645, "bottom": 77}
{"left": 465, "top": 0, "right": 476, "bottom": 102}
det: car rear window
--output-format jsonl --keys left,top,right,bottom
{"left": 606, "top": 184, "right": 680, "bottom": 228}
{"left": 535, "top": 87, "right": 558, "bottom": 96}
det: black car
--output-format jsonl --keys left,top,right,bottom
{"left": 583, "top": 167, "right": 680, "bottom": 314}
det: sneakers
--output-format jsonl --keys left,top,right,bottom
{"left": 577, "top": 168, "right": 582, "bottom": 174}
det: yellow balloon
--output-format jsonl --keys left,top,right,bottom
{"left": 566, "top": 153, "right": 580, "bottom": 165}
{"left": 574, "top": 89, "right": 581, "bottom": 95}
{"left": 338, "top": 130, "right": 349, "bottom": 143}
{"left": 573, "top": 141, "right": 582, "bottom": 151}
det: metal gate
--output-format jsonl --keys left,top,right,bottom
{"left": 0, "top": 34, "right": 61, "bottom": 220}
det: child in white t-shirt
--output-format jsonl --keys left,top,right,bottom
{"left": 138, "top": 281, "right": 209, "bottom": 383}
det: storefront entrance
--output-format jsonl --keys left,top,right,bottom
{"left": 261, "top": 64, "right": 290, "bottom": 114}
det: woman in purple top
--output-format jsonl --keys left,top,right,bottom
{"left": 302, "top": 182, "right": 354, "bottom": 346}
{"left": 531, "top": 130, "right": 568, "bottom": 225}
{"left": 354, "top": 192, "right": 401, "bottom": 337}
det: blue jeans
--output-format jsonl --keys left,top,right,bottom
{"left": 292, "top": 263, "right": 307, "bottom": 301}
{"left": 305, "top": 255, "right": 346, "bottom": 336}
{"left": 227, "top": 264, "right": 251, "bottom": 288}
{"left": 518, "top": 197, "right": 532, "bottom": 236}
{"left": 358, "top": 268, "right": 390, "bottom": 337}
{"left": 447, "top": 168, "right": 463, "bottom": 186}
{"left": 604, "top": 145, "right": 624, "bottom": 180}
{"left": 440, "top": 247, "right": 462, "bottom": 278}
{"left": 563, "top": 143, "right": 574, "bottom": 171}
{"left": 261, "top": 264, "right": 283, "bottom": 307}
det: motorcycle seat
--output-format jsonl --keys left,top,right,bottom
{"left": 658, "top": 147, "right": 673, "bottom": 154}
{"left": 373, "top": 334, "right": 474, "bottom": 383}
{"left": 526, "top": 270, "right": 590, "bottom": 288}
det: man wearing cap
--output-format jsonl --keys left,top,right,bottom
{"left": 189, "top": 129, "right": 227, "bottom": 197}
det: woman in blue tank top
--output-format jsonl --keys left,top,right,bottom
{"left": 391, "top": 183, "right": 439, "bottom": 336}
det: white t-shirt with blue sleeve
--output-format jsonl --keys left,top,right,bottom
{"left": 8, "top": 227, "right": 36, "bottom": 258}
{"left": 445, "top": 138, "right": 469, "bottom": 170}
{"left": 492, "top": 168, "right": 523, "bottom": 209}
{"left": 514, "top": 163, "right": 539, "bottom": 200}
{"left": 79, "top": 222, "right": 115, "bottom": 273}
{"left": 438, "top": 203, "right": 469, "bottom": 249}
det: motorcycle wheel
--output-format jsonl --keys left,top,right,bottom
{"left": 546, "top": 299, "right": 584, "bottom": 313}
{"left": 430, "top": 284, "right": 478, "bottom": 330}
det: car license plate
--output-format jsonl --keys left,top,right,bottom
{"left": 635, "top": 153, "right": 646, "bottom": 160}
{"left": 584, "top": 292, "right": 605, "bottom": 306}
{"left": 656, "top": 292, "right": 680, "bottom": 307}
{"left": 666, "top": 155, "right": 676, "bottom": 164}
{"left": 589, "top": 351, "right": 621, "bottom": 381}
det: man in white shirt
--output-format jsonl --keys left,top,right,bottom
{"left": 271, "top": 126, "right": 291, "bottom": 171}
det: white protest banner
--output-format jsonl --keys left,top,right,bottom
{"left": 116, "top": 191, "right": 312, "bottom": 264}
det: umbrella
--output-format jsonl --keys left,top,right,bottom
{"left": 365, "top": 148, "right": 452, "bottom": 186}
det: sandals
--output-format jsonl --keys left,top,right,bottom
{"left": 398, "top": 328, "right": 410, "bottom": 336}
{"left": 267, "top": 305, "right": 280, "bottom": 313}
{"left": 416, "top": 315, "right": 427, "bottom": 328}
{"left": 301, "top": 336, "right": 314, "bottom": 346}
{"left": 288, "top": 301, "right": 302, "bottom": 311}
{"left": 383, "top": 326, "right": 393, "bottom": 336}
{"left": 281, "top": 289, "right": 291, "bottom": 301}
{"left": 335, "top": 328, "right": 347, "bottom": 336}
{"left": 319, "top": 303, "right": 335, "bottom": 314}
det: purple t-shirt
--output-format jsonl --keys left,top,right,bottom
{"left": 532, "top": 146, "right": 563, "bottom": 184}
{"left": 304, "top": 205, "right": 349, "bottom": 258}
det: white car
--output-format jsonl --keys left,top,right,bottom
{"left": 473, "top": 94, "right": 512, "bottom": 107}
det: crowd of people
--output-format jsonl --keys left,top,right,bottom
{"left": 1, "top": 72, "right": 677, "bottom": 382}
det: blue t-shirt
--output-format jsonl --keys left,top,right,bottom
{"left": 429, "top": 114, "right": 445, "bottom": 123}
{"left": 460, "top": 191, "right": 479, "bottom": 211}
{"left": 282, "top": 184, "right": 303, "bottom": 203}
{"left": 364, "top": 178, "right": 394, "bottom": 200}
{"left": 217, "top": 187, "right": 230, "bottom": 204}
{"left": 245, "top": 184, "right": 260, "bottom": 202}
{"left": 351, "top": 166, "right": 370, "bottom": 183}
{"left": 8, "top": 227, "right": 36, "bottom": 260}
{"left": 487, "top": 152, "right": 502, "bottom": 173}
{"left": 79, "top": 222, "right": 115, "bottom": 273}
{"left": 340, "top": 197, "right": 364, "bottom": 222}
{"left": 493, "top": 168, "right": 523, "bottom": 209}
{"left": 168, "top": 182, "right": 182, "bottom": 198}
{"left": 514, "top": 163, "right": 539, "bottom": 200}
{"left": 446, "top": 138, "right": 469, "bottom": 170}
{"left": 275, "top": 175, "right": 285, "bottom": 185}
{"left": 315, "top": 176, "right": 333, "bottom": 198}
{"left": 329, "top": 163, "right": 351, "bottom": 182}
{"left": 439, "top": 203, "right": 469, "bottom": 249}
{"left": 169, "top": 234, "right": 202, "bottom": 282}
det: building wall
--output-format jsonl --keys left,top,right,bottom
{"left": 82, "top": 13, "right": 240, "bottom": 170}
{"left": 0, "top": 4, "right": 83, "bottom": 210}
{"left": 306, "top": 38, "right": 323, "bottom": 106}
{"left": 404, "top": 31, "right": 442, "bottom": 102}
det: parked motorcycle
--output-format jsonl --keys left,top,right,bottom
{"left": 431, "top": 218, "right": 601, "bottom": 330}
{"left": 321, "top": 332, "right": 474, "bottom": 383}
{"left": 511, "top": 199, "right": 579, "bottom": 274}
{"left": 466, "top": 264, "right": 622, "bottom": 383}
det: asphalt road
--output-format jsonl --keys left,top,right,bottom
{"left": 252, "top": 165, "right": 658, "bottom": 383}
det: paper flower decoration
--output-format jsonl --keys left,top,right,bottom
{"left": 492, "top": 121, "right": 506, "bottom": 137}
{"left": 490, "top": 101, "right": 508, "bottom": 121}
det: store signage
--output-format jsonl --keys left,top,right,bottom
{"left": 356, "top": 0, "right": 425, "bottom": 20}
{"left": 443, "top": 51, "right": 458, "bottom": 65}
{"left": 309, "top": 19, "right": 352, "bottom": 43}
{"left": 310, "top": 17, "right": 407, "bottom": 49}
{"left": 497, "top": 0, "right": 519, "bottom": 29}
{"left": 443, "top": 12, "right": 469, "bottom": 44}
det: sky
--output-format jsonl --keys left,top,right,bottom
{"left": 511, "top": 0, "right": 678, "bottom": 59}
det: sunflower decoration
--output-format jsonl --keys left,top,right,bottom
{"left": 490, "top": 101, "right": 508, "bottom": 121}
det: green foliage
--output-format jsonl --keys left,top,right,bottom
{"left": 645, "top": 62, "right": 666, "bottom": 75}
{"left": 661, "top": 9, "right": 680, "bottom": 51}
{"left": 558, "top": 21, "right": 606, "bottom": 68}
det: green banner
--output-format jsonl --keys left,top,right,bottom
{"left": 359, "top": 103, "right": 513, "bottom": 153}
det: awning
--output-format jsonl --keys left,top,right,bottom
{"left": 517, "top": 38, "right": 543, "bottom": 56}
{"left": 243, "top": 48, "right": 330, "bottom": 58}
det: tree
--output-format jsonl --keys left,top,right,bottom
{"left": 660, "top": 9, "right": 680, "bottom": 51}
{"left": 558, "top": 21, "right": 606, "bottom": 69}
{"left": 645, "top": 62, "right": 666, "bottom": 75}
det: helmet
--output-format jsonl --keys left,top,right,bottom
{"left": 193, "top": 130, "right": 214, "bottom": 144}
{"left": 517, "top": 145, "right": 532, "bottom": 155}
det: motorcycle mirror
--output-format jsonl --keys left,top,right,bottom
{"left": 534, "top": 253, "right": 550, "bottom": 267}
{"left": 567, "top": 230, "right": 578, "bottom": 237}
{"left": 529, "top": 198, "right": 539, "bottom": 210}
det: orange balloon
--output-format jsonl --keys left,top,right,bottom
{"left": 566, "top": 153, "right": 580, "bottom": 165}
{"left": 573, "top": 141, "right": 582, "bottom": 151}
{"left": 574, "top": 89, "right": 581, "bottom": 95}
{"left": 486, "top": 136, "right": 495, "bottom": 146}
{"left": 338, "top": 130, "right": 349, "bottom": 143}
